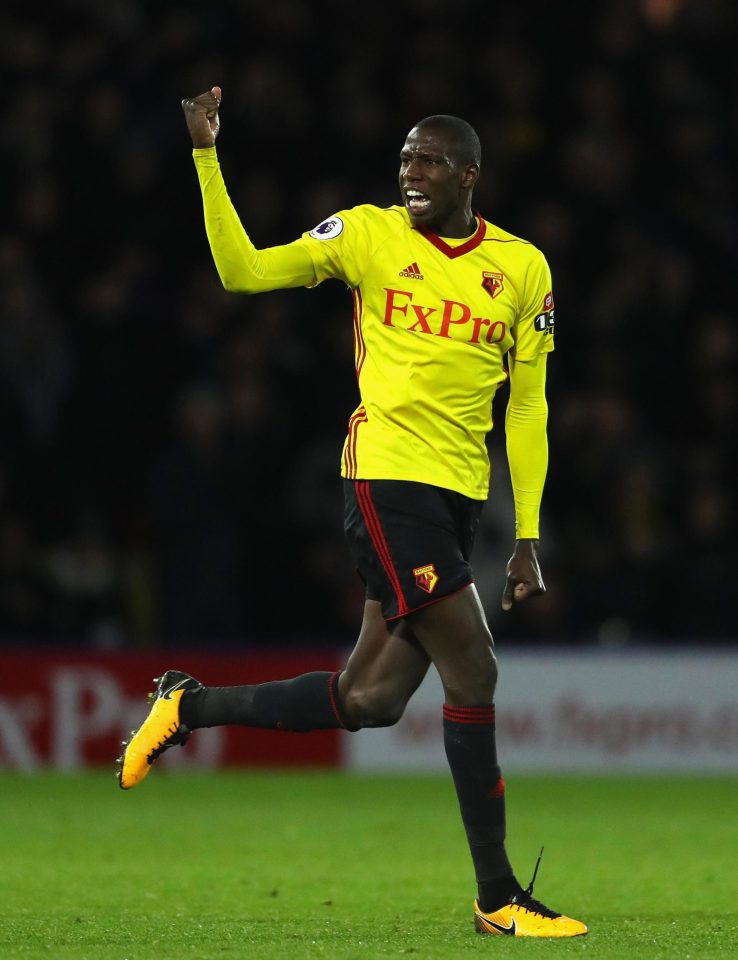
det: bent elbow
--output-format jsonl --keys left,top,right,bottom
{"left": 220, "top": 274, "right": 253, "bottom": 295}
{"left": 220, "top": 275, "right": 240, "bottom": 293}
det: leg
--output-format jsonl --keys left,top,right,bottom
{"left": 118, "top": 599, "right": 428, "bottom": 789}
{"left": 409, "top": 582, "right": 497, "bottom": 706}
{"left": 408, "top": 584, "right": 513, "bottom": 911}
{"left": 180, "top": 597, "right": 429, "bottom": 732}
{"left": 339, "top": 598, "right": 430, "bottom": 727}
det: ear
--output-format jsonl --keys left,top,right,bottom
{"left": 461, "top": 163, "right": 480, "bottom": 189}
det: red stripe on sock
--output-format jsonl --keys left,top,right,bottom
{"left": 443, "top": 704, "right": 496, "bottom": 724}
{"left": 487, "top": 776, "right": 506, "bottom": 799}
{"left": 328, "top": 670, "right": 346, "bottom": 728}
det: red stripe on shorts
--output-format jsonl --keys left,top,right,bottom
{"left": 356, "top": 481, "right": 409, "bottom": 616}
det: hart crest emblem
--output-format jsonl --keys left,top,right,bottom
{"left": 482, "top": 271, "right": 504, "bottom": 299}
{"left": 413, "top": 563, "right": 439, "bottom": 595}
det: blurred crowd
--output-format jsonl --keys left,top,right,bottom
{"left": 1, "top": 0, "right": 736, "bottom": 647}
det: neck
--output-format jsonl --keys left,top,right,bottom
{"left": 431, "top": 205, "right": 476, "bottom": 238}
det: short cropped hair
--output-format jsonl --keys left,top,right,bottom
{"left": 414, "top": 115, "right": 482, "bottom": 167}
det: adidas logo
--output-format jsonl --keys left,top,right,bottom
{"left": 399, "top": 262, "right": 424, "bottom": 279}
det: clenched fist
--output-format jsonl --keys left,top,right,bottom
{"left": 501, "top": 538, "right": 545, "bottom": 611}
{"left": 181, "top": 86, "right": 221, "bottom": 148}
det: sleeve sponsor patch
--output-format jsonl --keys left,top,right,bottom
{"left": 533, "top": 292, "right": 555, "bottom": 334}
{"left": 309, "top": 216, "right": 344, "bottom": 240}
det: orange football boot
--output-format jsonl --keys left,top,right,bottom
{"left": 117, "top": 670, "right": 201, "bottom": 789}
{"left": 474, "top": 849, "right": 588, "bottom": 938}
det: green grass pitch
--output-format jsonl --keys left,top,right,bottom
{"left": 0, "top": 772, "right": 735, "bottom": 959}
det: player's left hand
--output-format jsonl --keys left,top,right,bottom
{"left": 501, "top": 538, "right": 545, "bottom": 610}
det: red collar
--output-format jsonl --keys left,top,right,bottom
{"left": 418, "top": 215, "right": 487, "bottom": 259}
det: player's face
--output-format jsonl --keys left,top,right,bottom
{"left": 399, "top": 126, "right": 476, "bottom": 233}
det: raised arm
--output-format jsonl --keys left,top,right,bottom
{"left": 501, "top": 352, "right": 548, "bottom": 610}
{"left": 182, "top": 87, "right": 315, "bottom": 293}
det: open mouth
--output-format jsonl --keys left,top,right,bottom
{"left": 404, "top": 189, "right": 431, "bottom": 214}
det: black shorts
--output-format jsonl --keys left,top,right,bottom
{"left": 343, "top": 479, "right": 484, "bottom": 621}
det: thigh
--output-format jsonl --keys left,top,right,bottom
{"left": 409, "top": 583, "right": 497, "bottom": 705}
{"left": 340, "top": 598, "right": 431, "bottom": 702}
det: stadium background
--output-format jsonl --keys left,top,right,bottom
{"left": 1, "top": 0, "right": 736, "bottom": 774}
{"left": 3, "top": 9, "right": 736, "bottom": 958}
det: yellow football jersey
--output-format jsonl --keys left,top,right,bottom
{"left": 296, "top": 205, "right": 554, "bottom": 500}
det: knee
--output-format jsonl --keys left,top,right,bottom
{"left": 341, "top": 683, "right": 407, "bottom": 729}
{"left": 442, "top": 647, "right": 498, "bottom": 705}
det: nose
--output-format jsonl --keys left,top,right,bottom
{"left": 404, "top": 157, "right": 422, "bottom": 180}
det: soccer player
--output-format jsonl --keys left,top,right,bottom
{"left": 118, "top": 86, "right": 587, "bottom": 938}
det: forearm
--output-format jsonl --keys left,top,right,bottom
{"left": 505, "top": 354, "right": 549, "bottom": 539}
{"left": 193, "top": 148, "right": 315, "bottom": 293}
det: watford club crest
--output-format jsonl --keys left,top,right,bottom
{"left": 481, "top": 271, "right": 504, "bottom": 300}
{"left": 413, "top": 563, "right": 439, "bottom": 595}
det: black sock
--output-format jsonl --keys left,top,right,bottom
{"left": 477, "top": 876, "right": 523, "bottom": 914}
{"left": 180, "top": 671, "right": 357, "bottom": 732}
{"left": 443, "top": 704, "right": 516, "bottom": 912}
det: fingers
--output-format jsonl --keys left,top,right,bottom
{"left": 501, "top": 576, "right": 545, "bottom": 611}
{"left": 515, "top": 580, "right": 543, "bottom": 602}
{"left": 181, "top": 88, "right": 221, "bottom": 148}
{"left": 501, "top": 580, "right": 514, "bottom": 611}
{"left": 181, "top": 88, "right": 221, "bottom": 114}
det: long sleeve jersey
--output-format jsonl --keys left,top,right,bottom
{"left": 193, "top": 147, "right": 554, "bottom": 537}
